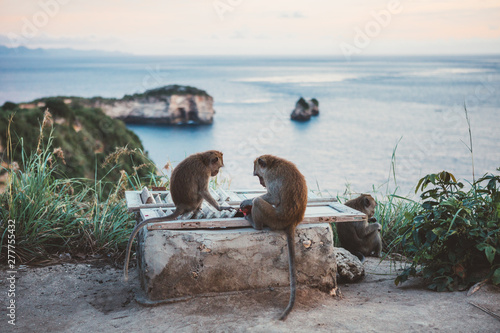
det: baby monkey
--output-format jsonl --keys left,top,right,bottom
{"left": 336, "top": 194, "right": 382, "bottom": 262}
{"left": 240, "top": 155, "right": 308, "bottom": 321}
{"left": 123, "top": 150, "right": 232, "bottom": 281}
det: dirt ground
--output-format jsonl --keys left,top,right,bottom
{"left": 1, "top": 257, "right": 499, "bottom": 333}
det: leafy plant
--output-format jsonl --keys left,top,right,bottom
{"left": 394, "top": 170, "right": 500, "bottom": 291}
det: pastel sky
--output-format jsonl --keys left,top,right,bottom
{"left": 0, "top": 0, "right": 499, "bottom": 55}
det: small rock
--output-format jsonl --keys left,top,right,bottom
{"left": 334, "top": 247, "right": 365, "bottom": 282}
{"left": 290, "top": 97, "right": 312, "bottom": 121}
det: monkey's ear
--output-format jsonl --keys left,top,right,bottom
{"left": 257, "top": 158, "right": 266, "bottom": 168}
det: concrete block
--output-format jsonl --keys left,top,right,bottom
{"left": 137, "top": 223, "right": 337, "bottom": 302}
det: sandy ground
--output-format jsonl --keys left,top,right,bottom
{"left": 1, "top": 258, "right": 499, "bottom": 333}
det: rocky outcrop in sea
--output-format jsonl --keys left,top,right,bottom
{"left": 290, "top": 97, "right": 319, "bottom": 121}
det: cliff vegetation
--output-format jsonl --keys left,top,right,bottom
{"left": 0, "top": 98, "right": 153, "bottom": 184}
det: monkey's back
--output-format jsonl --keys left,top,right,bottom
{"left": 169, "top": 153, "right": 208, "bottom": 209}
{"left": 268, "top": 157, "right": 308, "bottom": 226}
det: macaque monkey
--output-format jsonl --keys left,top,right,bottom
{"left": 124, "top": 150, "right": 232, "bottom": 281}
{"left": 336, "top": 194, "right": 382, "bottom": 262}
{"left": 240, "top": 155, "right": 308, "bottom": 321}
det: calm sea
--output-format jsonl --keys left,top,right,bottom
{"left": 1, "top": 55, "right": 499, "bottom": 194}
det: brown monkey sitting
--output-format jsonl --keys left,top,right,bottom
{"left": 240, "top": 155, "right": 308, "bottom": 321}
{"left": 336, "top": 194, "right": 382, "bottom": 262}
{"left": 124, "top": 150, "right": 232, "bottom": 281}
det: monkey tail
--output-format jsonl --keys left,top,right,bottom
{"left": 123, "top": 209, "right": 181, "bottom": 281}
{"left": 279, "top": 226, "right": 297, "bottom": 321}
{"left": 353, "top": 251, "right": 366, "bottom": 263}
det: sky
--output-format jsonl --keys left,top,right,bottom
{"left": 0, "top": 0, "right": 499, "bottom": 56}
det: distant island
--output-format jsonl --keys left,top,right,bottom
{"left": 0, "top": 45, "right": 128, "bottom": 57}
{"left": 14, "top": 85, "right": 216, "bottom": 126}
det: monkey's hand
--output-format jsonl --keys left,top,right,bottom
{"left": 220, "top": 205, "right": 234, "bottom": 211}
{"left": 239, "top": 199, "right": 253, "bottom": 217}
{"left": 240, "top": 205, "right": 252, "bottom": 216}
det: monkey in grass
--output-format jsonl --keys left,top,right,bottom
{"left": 124, "top": 150, "right": 233, "bottom": 281}
{"left": 336, "top": 194, "right": 382, "bottom": 262}
{"left": 240, "top": 155, "right": 308, "bottom": 321}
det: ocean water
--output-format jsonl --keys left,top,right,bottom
{"left": 1, "top": 55, "right": 499, "bottom": 194}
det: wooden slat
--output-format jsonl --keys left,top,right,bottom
{"left": 329, "top": 202, "right": 366, "bottom": 216}
{"left": 145, "top": 202, "right": 365, "bottom": 230}
{"left": 125, "top": 191, "right": 143, "bottom": 212}
{"left": 209, "top": 188, "right": 221, "bottom": 202}
{"left": 146, "top": 215, "right": 364, "bottom": 231}
{"left": 154, "top": 194, "right": 162, "bottom": 204}
{"left": 126, "top": 189, "right": 337, "bottom": 212}
{"left": 216, "top": 188, "right": 231, "bottom": 201}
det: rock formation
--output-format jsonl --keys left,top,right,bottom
{"left": 20, "top": 85, "right": 216, "bottom": 126}
{"left": 290, "top": 97, "right": 319, "bottom": 121}
{"left": 92, "top": 85, "right": 215, "bottom": 125}
{"left": 334, "top": 247, "right": 365, "bottom": 282}
{"left": 309, "top": 98, "right": 319, "bottom": 116}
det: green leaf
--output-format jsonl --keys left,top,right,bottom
{"left": 492, "top": 268, "right": 500, "bottom": 285}
{"left": 416, "top": 177, "right": 425, "bottom": 194}
{"left": 485, "top": 245, "right": 496, "bottom": 264}
{"left": 476, "top": 243, "right": 488, "bottom": 251}
{"left": 432, "top": 227, "right": 445, "bottom": 237}
{"left": 447, "top": 208, "right": 464, "bottom": 233}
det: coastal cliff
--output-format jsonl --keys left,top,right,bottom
{"left": 18, "top": 85, "right": 215, "bottom": 126}
{"left": 92, "top": 85, "right": 215, "bottom": 125}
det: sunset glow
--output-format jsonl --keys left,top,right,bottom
{"left": 1, "top": 0, "right": 499, "bottom": 55}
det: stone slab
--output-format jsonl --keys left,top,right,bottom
{"left": 137, "top": 223, "right": 337, "bottom": 302}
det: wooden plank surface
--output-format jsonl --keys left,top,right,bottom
{"left": 126, "top": 188, "right": 358, "bottom": 231}
{"left": 143, "top": 202, "right": 365, "bottom": 230}
{"left": 125, "top": 189, "right": 337, "bottom": 212}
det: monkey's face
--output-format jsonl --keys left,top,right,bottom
{"left": 253, "top": 156, "right": 267, "bottom": 187}
{"left": 364, "top": 195, "right": 377, "bottom": 218}
{"left": 207, "top": 151, "right": 224, "bottom": 176}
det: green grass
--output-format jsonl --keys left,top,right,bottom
{"left": 0, "top": 116, "right": 163, "bottom": 263}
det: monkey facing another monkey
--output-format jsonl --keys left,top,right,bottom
{"left": 240, "top": 155, "right": 308, "bottom": 321}
{"left": 123, "top": 150, "right": 233, "bottom": 281}
{"left": 124, "top": 151, "right": 379, "bottom": 319}
{"left": 336, "top": 194, "right": 382, "bottom": 262}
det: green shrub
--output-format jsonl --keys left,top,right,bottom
{"left": 44, "top": 98, "right": 75, "bottom": 123}
{"left": 394, "top": 170, "right": 500, "bottom": 291}
{"left": 1, "top": 101, "right": 17, "bottom": 111}
{"left": 0, "top": 117, "right": 164, "bottom": 263}
{"left": 0, "top": 105, "right": 152, "bottom": 186}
